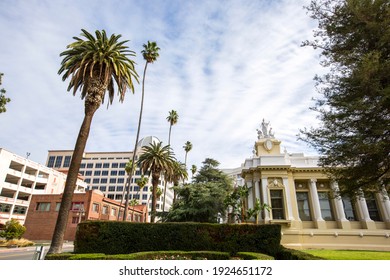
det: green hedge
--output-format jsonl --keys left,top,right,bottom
{"left": 274, "top": 246, "right": 324, "bottom": 260}
{"left": 74, "top": 222, "right": 281, "bottom": 256}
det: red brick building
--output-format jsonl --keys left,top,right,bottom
{"left": 23, "top": 190, "right": 147, "bottom": 241}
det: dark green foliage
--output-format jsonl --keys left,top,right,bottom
{"left": 300, "top": 0, "right": 390, "bottom": 195}
{"left": 0, "top": 219, "right": 26, "bottom": 240}
{"left": 275, "top": 246, "right": 324, "bottom": 260}
{"left": 236, "top": 252, "right": 274, "bottom": 260}
{"left": 0, "top": 72, "right": 11, "bottom": 113}
{"left": 74, "top": 221, "right": 281, "bottom": 256}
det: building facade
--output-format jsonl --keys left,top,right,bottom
{"left": 0, "top": 148, "right": 87, "bottom": 226}
{"left": 24, "top": 190, "right": 147, "bottom": 241}
{"left": 241, "top": 120, "right": 390, "bottom": 250}
{"left": 46, "top": 136, "right": 174, "bottom": 222}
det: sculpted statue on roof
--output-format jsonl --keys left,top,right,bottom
{"left": 257, "top": 119, "right": 275, "bottom": 139}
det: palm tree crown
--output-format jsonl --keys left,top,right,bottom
{"left": 166, "top": 110, "right": 179, "bottom": 145}
{"left": 141, "top": 41, "right": 160, "bottom": 63}
{"left": 183, "top": 141, "right": 193, "bottom": 165}
{"left": 58, "top": 29, "right": 138, "bottom": 105}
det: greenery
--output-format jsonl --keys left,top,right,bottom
{"left": 301, "top": 250, "right": 390, "bottom": 260}
{"left": 0, "top": 219, "right": 26, "bottom": 240}
{"left": 48, "top": 29, "right": 139, "bottom": 255}
{"left": 275, "top": 246, "right": 324, "bottom": 260}
{"left": 0, "top": 238, "right": 34, "bottom": 248}
{"left": 166, "top": 158, "right": 233, "bottom": 222}
{"left": 45, "top": 250, "right": 274, "bottom": 260}
{"left": 299, "top": 0, "right": 390, "bottom": 196}
{"left": 0, "top": 72, "right": 11, "bottom": 113}
{"left": 73, "top": 221, "right": 281, "bottom": 257}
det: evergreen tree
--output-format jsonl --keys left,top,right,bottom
{"left": 300, "top": 0, "right": 390, "bottom": 196}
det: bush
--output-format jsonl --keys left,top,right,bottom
{"left": 274, "top": 246, "right": 324, "bottom": 260}
{"left": 74, "top": 221, "right": 281, "bottom": 256}
{"left": 0, "top": 219, "right": 26, "bottom": 240}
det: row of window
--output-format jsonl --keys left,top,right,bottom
{"left": 47, "top": 155, "right": 135, "bottom": 170}
{"left": 0, "top": 203, "right": 27, "bottom": 215}
{"left": 270, "top": 189, "right": 382, "bottom": 222}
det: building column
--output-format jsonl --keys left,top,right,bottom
{"left": 282, "top": 177, "right": 294, "bottom": 221}
{"left": 379, "top": 188, "right": 390, "bottom": 228}
{"left": 357, "top": 192, "right": 375, "bottom": 230}
{"left": 331, "top": 181, "right": 350, "bottom": 229}
{"left": 261, "top": 177, "right": 270, "bottom": 222}
{"left": 309, "top": 179, "right": 326, "bottom": 229}
{"left": 245, "top": 175, "right": 254, "bottom": 211}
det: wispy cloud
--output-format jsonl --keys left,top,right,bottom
{"left": 0, "top": 0, "right": 324, "bottom": 170}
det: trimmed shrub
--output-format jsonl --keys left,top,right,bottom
{"left": 274, "top": 246, "right": 324, "bottom": 260}
{"left": 0, "top": 219, "right": 26, "bottom": 240}
{"left": 236, "top": 252, "right": 274, "bottom": 260}
{"left": 74, "top": 222, "right": 281, "bottom": 256}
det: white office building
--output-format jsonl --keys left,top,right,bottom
{"left": 0, "top": 148, "right": 87, "bottom": 226}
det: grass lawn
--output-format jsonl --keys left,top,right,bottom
{"left": 301, "top": 250, "right": 390, "bottom": 260}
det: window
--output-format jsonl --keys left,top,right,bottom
{"left": 270, "top": 190, "right": 285, "bottom": 219}
{"left": 118, "top": 171, "right": 125, "bottom": 176}
{"left": 102, "top": 170, "right": 109, "bottom": 176}
{"left": 0, "top": 203, "right": 11, "bottom": 213}
{"left": 112, "top": 163, "right": 118, "bottom": 168}
{"left": 55, "top": 202, "right": 61, "bottom": 211}
{"left": 71, "top": 202, "right": 84, "bottom": 211}
{"left": 103, "top": 163, "right": 110, "bottom": 168}
{"left": 71, "top": 217, "right": 79, "bottom": 224}
{"left": 108, "top": 186, "right": 116, "bottom": 192}
{"left": 93, "top": 178, "right": 100, "bottom": 184}
{"left": 111, "top": 170, "right": 118, "bottom": 176}
{"left": 107, "top": 194, "right": 115, "bottom": 199}
{"left": 95, "top": 163, "right": 102, "bottom": 168}
{"left": 84, "top": 178, "right": 91, "bottom": 183}
{"left": 92, "top": 203, "right": 99, "bottom": 213}
{"left": 102, "top": 205, "right": 109, "bottom": 215}
{"left": 365, "top": 193, "right": 382, "bottom": 221}
{"left": 54, "top": 156, "right": 63, "bottom": 168}
{"left": 47, "top": 156, "right": 55, "bottom": 168}
{"left": 143, "top": 187, "right": 148, "bottom": 192}
{"left": 79, "top": 171, "right": 85, "bottom": 176}
{"left": 142, "top": 194, "right": 148, "bottom": 200}
{"left": 92, "top": 186, "right": 99, "bottom": 190}
{"left": 80, "top": 163, "right": 86, "bottom": 169}
{"left": 13, "top": 206, "right": 27, "bottom": 214}
{"left": 36, "top": 202, "right": 51, "bottom": 211}
{"left": 63, "top": 156, "right": 71, "bottom": 167}
{"left": 100, "top": 186, "right": 106, "bottom": 192}
{"left": 86, "top": 163, "right": 93, "bottom": 168}
{"left": 134, "top": 186, "right": 140, "bottom": 192}
{"left": 85, "top": 171, "right": 92, "bottom": 176}
{"left": 101, "top": 178, "right": 108, "bottom": 184}
{"left": 111, "top": 208, "right": 117, "bottom": 216}
{"left": 117, "top": 186, "right": 123, "bottom": 192}
{"left": 318, "top": 192, "right": 334, "bottom": 221}
{"left": 342, "top": 196, "right": 357, "bottom": 221}
{"left": 116, "top": 194, "right": 123, "bottom": 200}
{"left": 119, "top": 163, "right": 126, "bottom": 168}
{"left": 296, "top": 192, "right": 312, "bottom": 221}
{"left": 110, "top": 178, "right": 117, "bottom": 184}
{"left": 94, "top": 170, "right": 101, "bottom": 176}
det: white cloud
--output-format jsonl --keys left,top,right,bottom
{"left": 0, "top": 0, "right": 324, "bottom": 171}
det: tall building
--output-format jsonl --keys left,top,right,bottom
{"left": 240, "top": 119, "right": 390, "bottom": 250}
{"left": 46, "top": 136, "right": 174, "bottom": 222}
{"left": 0, "top": 148, "right": 87, "bottom": 226}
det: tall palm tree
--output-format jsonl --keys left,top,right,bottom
{"left": 183, "top": 141, "right": 192, "bottom": 166}
{"left": 118, "top": 159, "right": 133, "bottom": 220}
{"left": 162, "top": 110, "right": 179, "bottom": 212}
{"left": 124, "top": 41, "right": 160, "bottom": 220}
{"left": 137, "top": 142, "right": 175, "bottom": 222}
{"left": 166, "top": 110, "right": 178, "bottom": 146}
{"left": 168, "top": 161, "right": 188, "bottom": 204}
{"left": 48, "top": 29, "right": 138, "bottom": 254}
{"left": 191, "top": 164, "right": 197, "bottom": 179}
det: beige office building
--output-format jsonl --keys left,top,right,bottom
{"left": 46, "top": 136, "right": 174, "bottom": 222}
{"left": 240, "top": 120, "right": 390, "bottom": 250}
{"left": 0, "top": 148, "right": 87, "bottom": 226}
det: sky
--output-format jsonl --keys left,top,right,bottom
{"left": 0, "top": 0, "right": 325, "bottom": 170}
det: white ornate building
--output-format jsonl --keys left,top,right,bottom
{"left": 241, "top": 120, "right": 390, "bottom": 250}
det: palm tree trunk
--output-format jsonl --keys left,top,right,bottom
{"left": 47, "top": 105, "right": 98, "bottom": 254}
{"left": 124, "top": 62, "right": 149, "bottom": 220}
{"left": 150, "top": 172, "right": 159, "bottom": 223}
{"left": 161, "top": 124, "right": 172, "bottom": 214}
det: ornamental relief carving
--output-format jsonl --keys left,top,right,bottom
{"left": 267, "top": 178, "right": 283, "bottom": 188}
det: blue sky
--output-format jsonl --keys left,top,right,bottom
{"left": 0, "top": 0, "right": 324, "bottom": 170}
